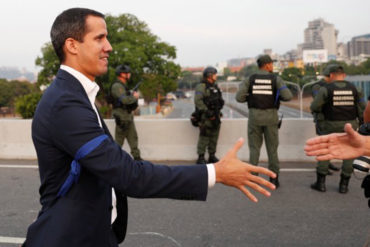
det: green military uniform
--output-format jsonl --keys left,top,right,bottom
{"left": 111, "top": 81, "right": 141, "bottom": 160}
{"left": 236, "top": 70, "right": 293, "bottom": 175}
{"left": 194, "top": 80, "right": 224, "bottom": 160}
{"left": 311, "top": 79, "right": 326, "bottom": 135}
{"left": 310, "top": 80, "right": 365, "bottom": 177}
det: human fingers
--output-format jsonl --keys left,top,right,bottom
{"left": 227, "top": 138, "right": 245, "bottom": 157}
{"left": 245, "top": 180, "right": 272, "bottom": 197}
{"left": 247, "top": 174, "right": 276, "bottom": 190}
{"left": 344, "top": 123, "right": 355, "bottom": 135}
{"left": 249, "top": 165, "right": 276, "bottom": 179}
{"left": 239, "top": 186, "right": 258, "bottom": 202}
{"left": 305, "top": 135, "right": 329, "bottom": 146}
{"left": 304, "top": 142, "right": 329, "bottom": 153}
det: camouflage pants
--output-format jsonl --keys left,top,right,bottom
{"left": 115, "top": 119, "right": 141, "bottom": 159}
{"left": 197, "top": 120, "right": 221, "bottom": 155}
{"left": 317, "top": 159, "right": 354, "bottom": 177}
{"left": 248, "top": 121, "right": 279, "bottom": 174}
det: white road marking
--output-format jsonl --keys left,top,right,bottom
{"left": 129, "top": 232, "right": 182, "bottom": 247}
{"left": 0, "top": 236, "right": 25, "bottom": 244}
{"left": 281, "top": 168, "right": 315, "bottom": 172}
{"left": 0, "top": 165, "right": 37, "bottom": 169}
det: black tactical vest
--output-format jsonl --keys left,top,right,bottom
{"left": 203, "top": 82, "right": 224, "bottom": 112}
{"left": 247, "top": 73, "right": 278, "bottom": 109}
{"left": 322, "top": 81, "right": 358, "bottom": 121}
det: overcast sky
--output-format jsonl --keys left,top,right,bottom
{"left": 1, "top": 0, "right": 370, "bottom": 72}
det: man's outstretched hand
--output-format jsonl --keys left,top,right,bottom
{"left": 214, "top": 138, "right": 276, "bottom": 202}
{"left": 304, "top": 123, "right": 367, "bottom": 160}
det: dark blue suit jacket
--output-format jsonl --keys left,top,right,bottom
{"left": 24, "top": 69, "right": 208, "bottom": 247}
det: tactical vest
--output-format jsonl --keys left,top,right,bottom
{"left": 203, "top": 82, "right": 224, "bottom": 112}
{"left": 322, "top": 81, "right": 358, "bottom": 121}
{"left": 112, "top": 82, "right": 138, "bottom": 112}
{"left": 247, "top": 73, "right": 279, "bottom": 109}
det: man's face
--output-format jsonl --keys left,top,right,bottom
{"left": 266, "top": 62, "right": 273, "bottom": 73}
{"left": 207, "top": 74, "right": 217, "bottom": 83}
{"left": 120, "top": 73, "right": 131, "bottom": 83}
{"left": 74, "top": 15, "right": 112, "bottom": 81}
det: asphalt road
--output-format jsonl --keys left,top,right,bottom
{"left": 0, "top": 160, "right": 369, "bottom": 247}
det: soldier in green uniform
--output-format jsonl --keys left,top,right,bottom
{"left": 194, "top": 67, "right": 224, "bottom": 165}
{"left": 235, "top": 55, "right": 293, "bottom": 188}
{"left": 111, "top": 64, "right": 142, "bottom": 160}
{"left": 311, "top": 64, "right": 340, "bottom": 174}
{"left": 310, "top": 64, "right": 365, "bottom": 193}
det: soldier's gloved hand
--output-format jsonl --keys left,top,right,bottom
{"left": 361, "top": 175, "right": 370, "bottom": 208}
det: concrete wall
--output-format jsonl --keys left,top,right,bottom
{"left": 0, "top": 118, "right": 317, "bottom": 162}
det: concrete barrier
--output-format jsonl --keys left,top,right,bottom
{"left": 0, "top": 118, "right": 317, "bottom": 162}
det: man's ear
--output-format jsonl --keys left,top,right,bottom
{"left": 64, "top": 38, "right": 78, "bottom": 56}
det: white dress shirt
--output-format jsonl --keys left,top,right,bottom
{"left": 59, "top": 65, "right": 216, "bottom": 222}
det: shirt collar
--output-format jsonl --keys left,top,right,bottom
{"left": 60, "top": 65, "right": 100, "bottom": 104}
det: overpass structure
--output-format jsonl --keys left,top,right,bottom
{"left": 0, "top": 118, "right": 317, "bottom": 162}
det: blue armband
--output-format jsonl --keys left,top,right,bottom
{"left": 57, "top": 134, "right": 109, "bottom": 197}
{"left": 275, "top": 85, "right": 287, "bottom": 105}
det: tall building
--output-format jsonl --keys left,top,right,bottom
{"left": 300, "top": 18, "right": 338, "bottom": 59}
{"left": 347, "top": 33, "right": 370, "bottom": 58}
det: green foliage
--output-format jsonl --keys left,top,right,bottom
{"left": 0, "top": 79, "right": 39, "bottom": 107}
{"left": 15, "top": 92, "right": 42, "bottom": 119}
{"left": 35, "top": 13, "right": 181, "bottom": 104}
{"left": 35, "top": 43, "right": 60, "bottom": 86}
{"left": 281, "top": 67, "right": 303, "bottom": 84}
{"left": 97, "top": 13, "right": 181, "bottom": 102}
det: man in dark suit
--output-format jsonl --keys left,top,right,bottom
{"left": 23, "top": 8, "right": 276, "bottom": 247}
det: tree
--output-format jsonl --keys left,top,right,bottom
{"left": 15, "top": 93, "right": 42, "bottom": 119}
{"left": 281, "top": 67, "right": 303, "bottom": 85}
{"left": 35, "top": 13, "right": 181, "bottom": 104}
{"left": 35, "top": 43, "right": 60, "bottom": 86}
{"left": 0, "top": 79, "right": 39, "bottom": 107}
{"left": 97, "top": 13, "right": 180, "bottom": 102}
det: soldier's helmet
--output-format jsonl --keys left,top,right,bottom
{"left": 115, "top": 64, "right": 131, "bottom": 75}
{"left": 203, "top": 66, "right": 217, "bottom": 78}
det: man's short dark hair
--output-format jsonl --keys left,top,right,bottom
{"left": 50, "top": 8, "right": 104, "bottom": 62}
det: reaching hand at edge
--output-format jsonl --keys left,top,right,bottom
{"left": 214, "top": 138, "right": 276, "bottom": 202}
{"left": 304, "top": 123, "right": 367, "bottom": 161}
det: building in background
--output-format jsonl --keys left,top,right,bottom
{"left": 299, "top": 18, "right": 338, "bottom": 60}
{"left": 347, "top": 33, "right": 370, "bottom": 65}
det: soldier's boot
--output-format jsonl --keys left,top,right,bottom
{"left": 196, "top": 154, "right": 207, "bottom": 165}
{"left": 311, "top": 173, "right": 326, "bottom": 192}
{"left": 329, "top": 163, "right": 340, "bottom": 171}
{"left": 269, "top": 175, "right": 280, "bottom": 188}
{"left": 208, "top": 153, "right": 219, "bottom": 163}
{"left": 339, "top": 174, "right": 351, "bottom": 194}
